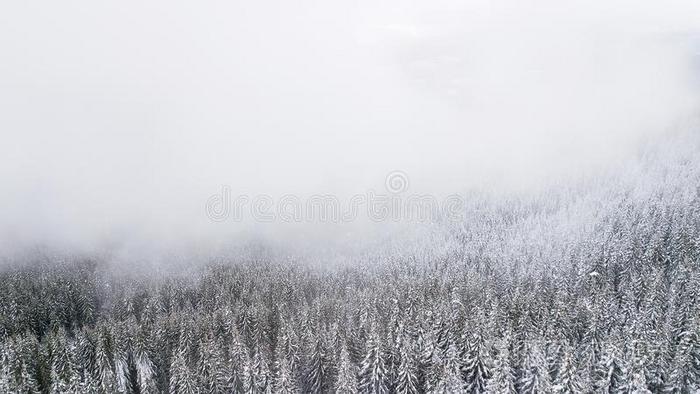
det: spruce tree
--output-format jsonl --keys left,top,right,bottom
{"left": 93, "top": 330, "right": 116, "bottom": 394}
{"left": 485, "top": 337, "right": 516, "bottom": 394}
{"left": 304, "top": 338, "right": 328, "bottom": 393}
{"left": 463, "top": 332, "right": 491, "bottom": 393}
{"left": 594, "top": 343, "right": 629, "bottom": 394}
{"left": 394, "top": 336, "right": 418, "bottom": 394}
{"left": 519, "top": 342, "right": 552, "bottom": 394}
{"left": 335, "top": 345, "right": 358, "bottom": 394}
{"left": 435, "top": 342, "right": 466, "bottom": 393}
{"left": 168, "top": 345, "right": 197, "bottom": 394}
{"left": 48, "top": 329, "right": 79, "bottom": 393}
{"left": 112, "top": 327, "right": 131, "bottom": 394}
{"left": 133, "top": 330, "right": 158, "bottom": 394}
{"left": 358, "top": 331, "right": 388, "bottom": 394}
{"left": 273, "top": 350, "right": 298, "bottom": 394}
{"left": 229, "top": 324, "right": 249, "bottom": 392}
{"left": 667, "top": 326, "right": 700, "bottom": 393}
{"left": 553, "top": 346, "right": 582, "bottom": 393}
{"left": 197, "top": 332, "right": 227, "bottom": 393}
{"left": 250, "top": 345, "right": 272, "bottom": 393}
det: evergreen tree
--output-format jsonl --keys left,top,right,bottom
{"left": 646, "top": 335, "right": 671, "bottom": 392}
{"left": 274, "top": 350, "right": 298, "bottom": 394}
{"left": 553, "top": 346, "right": 582, "bottom": 393}
{"left": 394, "top": 336, "right": 418, "bottom": 394}
{"left": 304, "top": 338, "right": 328, "bottom": 393}
{"left": 0, "top": 343, "right": 12, "bottom": 393}
{"left": 48, "top": 329, "right": 79, "bottom": 393}
{"left": 667, "top": 325, "right": 700, "bottom": 393}
{"left": 197, "top": 332, "right": 227, "bottom": 393}
{"left": 229, "top": 324, "right": 249, "bottom": 392}
{"left": 434, "top": 342, "right": 466, "bottom": 393}
{"left": 93, "top": 330, "right": 116, "bottom": 394}
{"left": 485, "top": 337, "right": 515, "bottom": 394}
{"left": 18, "top": 360, "right": 40, "bottom": 394}
{"left": 250, "top": 345, "right": 272, "bottom": 393}
{"left": 417, "top": 326, "right": 441, "bottom": 392}
{"left": 169, "top": 345, "right": 197, "bottom": 394}
{"left": 112, "top": 326, "right": 131, "bottom": 394}
{"left": 628, "top": 341, "right": 652, "bottom": 394}
{"left": 594, "top": 343, "right": 629, "bottom": 394}
{"left": 358, "top": 331, "right": 388, "bottom": 394}
{"left": 133, "top": 330, "right": 158, "bottom": 394}
{"left": 74, "top": 329, "right": 98, "bottom": 392}
{"left": 463, "top": 332, "right": 491, "bottom": 393}
{"left": 335, "top": 345, "right": 358, "bottom": 394}
{"left": 519, "top": 342, "right": 552, "bottom": 394}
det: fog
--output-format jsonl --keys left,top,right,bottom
{"left": 1, "top": 1, "right": 699, "bottom": 262}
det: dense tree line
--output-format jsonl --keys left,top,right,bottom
{"left": 1, "top": 137, "right": 699, "bottom": 393}
{"left": 0, "top": 218, "right": 699, "bottom": 393}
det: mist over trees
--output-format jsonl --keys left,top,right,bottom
{"left": 2, "top": 0, "right": 699, "bottom": 392}
{"left": 1, "top": 135, "right": 699, "bottom": 393}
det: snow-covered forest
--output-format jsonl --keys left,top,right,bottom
{"left": 1, "top": 135, "right": 699, "bottom": 393}
{"left": 2, "top": 1, "right": 700, "bottom": 393}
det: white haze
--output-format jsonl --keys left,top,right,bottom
{"left": 0, "top": 0, "right": 699, "bottom": 262}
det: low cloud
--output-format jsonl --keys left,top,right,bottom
{"left": 0, "top": 0, "right": 698, "bottom": 260}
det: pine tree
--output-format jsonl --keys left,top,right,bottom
{"left": 546, "top": 341, "right": 565, "bottom": 383}
{"left": 553, "top": 347, "right": 582, "bottom": 393}
{"left": 48, "top": 329, "right": 80, "bottom": 393}
{"left": 594, "top": 343, "right": 629, "bottom": 394}
{"left": 629, "top": 371, "right": 652, "bottom": 394}
{"left": 358, "top": 331, "right": 388, "bottom": 394}
{"left": 394, "top": 336, "right": 418, "bottom": 394}
{"left": 434, "top": 342, "right": 466, "bottom": 393}
{"left": 273, "top": 350, "right": 298, "bottom": 394}
{"left": 628, "top": 341, "right": 652, "bottom": 394}
{"left": 112, "top": 326, "right": 131, "bottom": 394}
{"left": 241, "top": 353, "right": 255, "bottom": 394}
{"left": 335, "top": 345, "right": 358, "bottom": 394}
{"left": 18, "top": 360, "right": 40, "bottom": 394}
{"left": 304, "top": 338, "right": 328, "bottom": 393}
{"left": 250, "top": 345, "right": 272, "bottom": 393}
{"left": 519, "top": 342, "right": 552, "bottom": 394}
{"left": 282, "top": 324, "right": 303, "bottom": 387}
{"left": 74, "top": 329, "right": 98, "bottom": 392}
{"left": 485, "top": 337, "right": 515, "bottom": 394}
{"left": 463, "top": 332, "right": 491, "bottom": 393}
{"left": 169, "top": 345, "right": 197, "bottom": 394}
{"left": 667, "top": 326, "right": 700, "bottom": 393}
{"left": 12, "top": 333, "right": 41, "bottom": 394}
{"left": 384, "top": 328, "right": 399, "bottom": 392}
{"left": 197, "top": 332, "right": 227, "bottom": 393}
{"left": 229, "top": 324, "right": 249, "bottom": 392}
{"left": 417, "top": 326, "right": 440, "bottom": 392}
{"left": 645, "top": 334, "right": 671, "bottom": 392}
{"left": 133, "top": 330, "right": 158, "bottom": 394}
{"left": 93, "top": 330, "right": 116, "bottom": 394}
{"left": 0, "top": 342, "right": 12, "bottom": 393}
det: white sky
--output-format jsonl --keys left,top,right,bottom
{"left": 1, "top": 0, "right": 699, "bottom": 258}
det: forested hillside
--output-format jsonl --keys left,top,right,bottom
{"left": 1, "top": 136, "right": 700, "bottom": 393}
